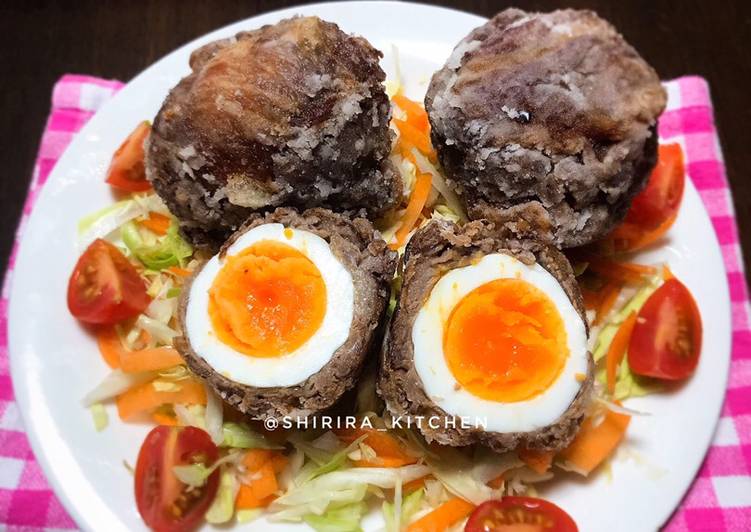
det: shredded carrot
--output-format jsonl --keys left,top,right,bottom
{"left": 235, "top": 489, "right": 275, "bottom": 510}
{"left": 406, "top": 497, "right": 475, "bottom": 532}
{"left": 152, "top": 412, "right": 178, "bottom": 426}
{"left": 390, "top": 172, "right": 433, "bottom": 250}
{"left": 167, "top": 266, "right": 192, "bottom": 277}
{"left": 138, "top": 212, "right": 171, "bottom": 235}
{"left": 582, "top": 254, "right": 657, "bottom": 285}
{"left": 120, "top": 347, "right": 184, "bottom": 373}
{"left": 394, "top": 118, "right": 433, "bottom": 157}
{"left": 393, "top": 94, "right": 429, "bottom": 133}
{"left": 247, "top": 462, "right": 278, "bottom": 500}
{"left": 606, "top": 312, "right": 638, "bottom": 394}
{"left": 96, "top": 327, "right": 122, "bottom": 369}
{"left": 243, "top": 449, "right": 274, "bottom": 472}
{"left": 663, "top": 264, "right": 675, "bottom": 280}
{"left": 519, "top": 448, "right": 555, "bottom": 474}
{"left": 403, "top": 475, "right": 431, "bottom": 493}
{"left": 581, "top": 286, "right": 600, "bottom": 311}
{"left": 115, "top": 377, "right": 206, "bottom": 420}
{"left": 236, "top": 451, "right": 281, "bottom": 510}
{"left": 335, "top": 427, "right": 417, "bottom": 466}
{"left": 270, "top": 453, "right": 289, "bottom": 474}
{"left": 595, "top": 282, "right": 622, "bottom": 325}
{"left": 559, "top": 407, "right": 631, "bottom": 475}
{"left": 487, "top": 474, "right": 504, "bottom": 489}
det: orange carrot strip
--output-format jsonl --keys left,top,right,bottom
{"left": 116, "top": 377, "right": 206, "bottom": 420}
{"left": 96, "top": 326, "right": 123, "bottom": 369}
{"left": 487, "top": 474, "right": 505, "bottom": 489}
{"left": 584, "top": 255, "right": 657, "bottom": 285}
{"left": 167, "top": 266, "right": 192, "bottom": 277}
{"left": 152, "top": 412, "right": 178, "bottom": 426}
{"left": 270, "top": 454, "right": 289, "bottom": 474}
{"left": 335, "top": 427, "right": 417, "bottom": 464}
{"left": 243, "top": 449, "right": 274, "bottom": 472}
{"left": 606, "top": 312, "right": 638, "bottom": 394}
{"left": 394, "top": 118, "right": 433, "bottom": 156}
{"left": 406, "top": 497, "right": 475, "bottom": 532}
{"left": 594, "top": 282, "right": 622, "bottom": 326}
{"left": 393, "top": 94, "right": 429, "bottom": 133}
{"left": 235, "top": 487, "right": 275, "bottom": 510}
{"left": 138, "top": 212, "right": 171, "bottom": 235}
{"left": 390, "top": 172, "right": 433, "bottom": 250}
{"left": 581, "top": 287, "right": 600, "bottom": 311}
{"left": 519, "top": 448, "right": 555, "bottom": 475}
{"left": 248, "top": 462, "right": 278, "bottom": 500}
{"left": 663, "top": 264, "right": 675, "bottom": 280}
{"left": 120, "top": 347, "right": 184, "bottom": 373}
{"left": 558, "top": 407, "right": 631, "bottom": 475}
{"left": 403, "top": 475, "right": 431, "bottom": 493}
{"left": 354, "top": 456, "right": 415, "bottom": 468}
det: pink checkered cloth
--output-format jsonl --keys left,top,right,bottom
{"left": 0, "top": 74, "right": 749, "bottom": 530}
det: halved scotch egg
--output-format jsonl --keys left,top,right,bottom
{"left": 176, "top": 208, "right": 397, "bottom": 419}
{"left": 379, "top": 220, "right": 593, "bottom": 452}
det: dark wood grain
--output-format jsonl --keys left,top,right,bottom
{"left": 1, "top": 0, "right": 750, "bottom": 275}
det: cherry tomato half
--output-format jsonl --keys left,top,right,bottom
{"left": 105, "top": 121, "right": 152, "bottom": 192}
{"left": 628, "top": 278, "right": 702, "bottom": 380}
{"left": 465, "top": 497, "right": 578, "bottom": 532}
{"left": 67, "top": 238, "right": 150, "bottom": 324}
{"left": 135, "top": 426, "right": 220, "bottom": 532}
{"left": 604, "top": 143, "right": 685, "bottom": 254}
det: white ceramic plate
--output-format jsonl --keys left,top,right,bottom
{"left": 8, "top": 2, "right": 731, "bottom": 531}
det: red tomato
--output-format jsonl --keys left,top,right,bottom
{"left": 628, "top": 278, "right": 702, "bottom": 380}
{"left": 106, "top": 121, "right": 152, "bottom": 192}
{"left": 604, "top": 143, "right": 685, "bottom": 253}
{"left": 135, "top": 426, "right": 220, "bottom": 532}
{"left": 465, "top": 497, "right": 578, "bottom": 532}
{"left": 67, "top": 238, "right": 150, "bottom": 324}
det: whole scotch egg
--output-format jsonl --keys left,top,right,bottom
{"left": 379, "top": 219, "right": 593, "bottom": 452}
{"left": 176, "top": 208, "right": 397, "bottom": 419}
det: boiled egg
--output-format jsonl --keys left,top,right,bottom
{"left": 412, "top": 252, "right": 588, "bottom": 433}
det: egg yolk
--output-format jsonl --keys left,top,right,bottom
{"left": 208, "top": 239, "right": 326, "bottom": 358}
{"left": 443, "top": 278, "right": 568, "bottom": 403}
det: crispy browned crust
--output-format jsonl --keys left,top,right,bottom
{"left": 146, "top": 16, "right": 400, "bottom": 248}
{"left": 378, "top": 219, "right": 594, "bottom": 453}
{"left": 176, "top": 207, "right": 397, "bottom": 420}
{"left": 425, "top": 8, "right": 666, "bottom": 248}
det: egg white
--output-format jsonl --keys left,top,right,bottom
{"left": 185, "top": 223, "right": 354, "bottom": 388}
{"left": 412, "top": 253, "right": 588, "bottom": 433}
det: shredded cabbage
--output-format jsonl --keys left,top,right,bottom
{"left": 205, "top": 467, "right": 239, "bottom": 524}
{"left": 429, "top": 449, "right": 499, "bottom": 505}
{"left": 174, "top": 404, "right": 207, "bottom": 429}
{"left": 410, "top": 148, "right": 467, "bottom": 222}
{"left": 221, "top": 422, "right": 281, "bottom": 449}
{"left": 77, "top": 199, "right": 143, "bottom": 248}
{"left": 122, "top": 221, "right": 192, "bottom": 271}
{"left": 383, "top": 487, "right": 423, "bottom": 531}
{"left": 204, "top": 385, "right": 224, "bottom": 446}
{"left": 83, "top": 370, "right": 157, "bottom": 406}
{"left": 236, "top": 509, "right": 264, "bottom": 523}
{"left": 172, "top": 452, "right": 240, "bottom": 487}
{"left": 271, "top": 465, "right": 429, "bottom": 522}
{"left": 303, "top": 502, "right": 367, "bottom": 532}
{"left": 135, "top": 315, "right": 178, "bottom": 345}
{"left": 90, "top": 403, "right": 109, "bottom": 431}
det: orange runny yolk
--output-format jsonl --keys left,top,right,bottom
{"left": 208, "top": 239, "right": 326, "bottom": 357}
{"left": 443, "top": 278, "right": 568, "bottom": 403}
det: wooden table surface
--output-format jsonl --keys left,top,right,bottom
{"left": 1, "top": 0, "right": 750, "bottom": 275}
